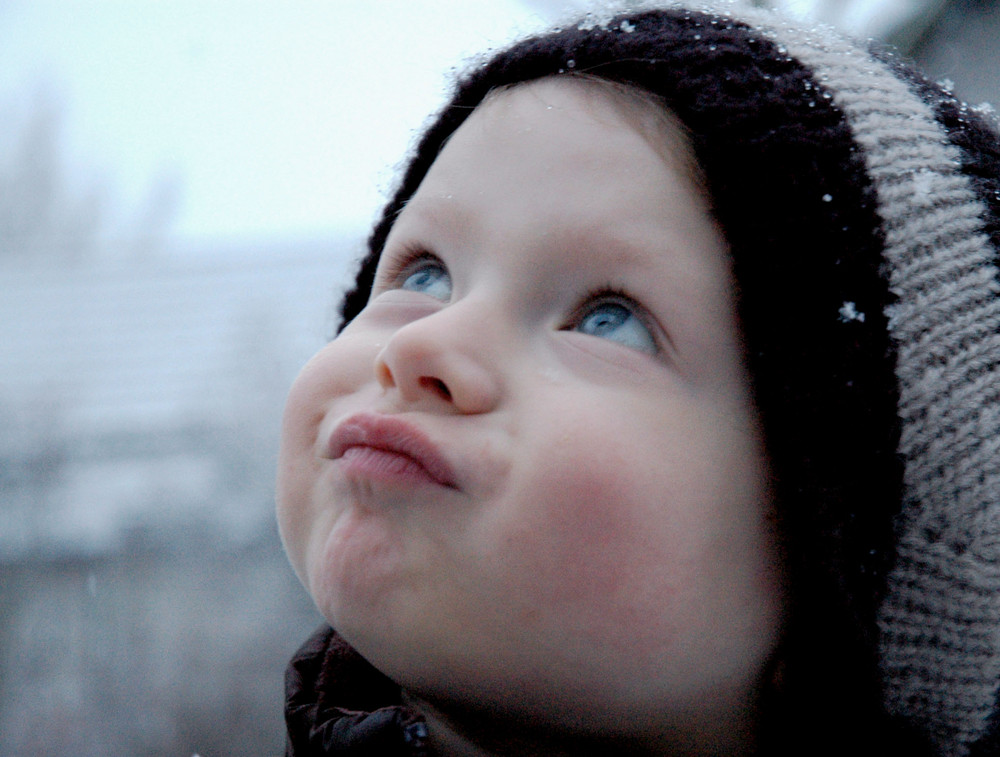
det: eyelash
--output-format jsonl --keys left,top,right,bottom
{"left": 572, "top": 283, "right": 642, "bottom": 317}
{"left": 378, "top": 246, "right": 441, "bottom": 291}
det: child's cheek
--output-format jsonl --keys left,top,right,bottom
{"left": 490, "top": 444, "right": 690, "bottom": 653}
{"left": 276, "top": 334, "right": 384, "bottom": 597}
{"left": 275, "top": 403, "right": 323, "bottom": 582}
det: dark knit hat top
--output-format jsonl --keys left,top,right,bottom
{"left": 320, "top": 3, "right": 1000, "bottom": 755}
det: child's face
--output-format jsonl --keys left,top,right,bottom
{"left": 277, "top": 78, "right": 783, "bottom": 740}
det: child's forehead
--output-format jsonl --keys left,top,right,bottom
{"left": 470, "top": 76, "right": 705, "bottom": 200}
{"left": 393, "top": 77, "right": 721, "bottom": 282}
{"left": 404, "top": 81, "right": 706, "bottom": 245}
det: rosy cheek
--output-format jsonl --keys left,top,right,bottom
{"left": 289, "top": 334, "right": 376, "bottom": 409}
{"left": 494, "top": 448, "right": 684, "bottom": 643}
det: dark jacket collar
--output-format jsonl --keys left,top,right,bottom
{"left": 284, "top": 625, "right": 428, "bottom": 756}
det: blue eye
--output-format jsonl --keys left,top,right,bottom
{"left": 400, "top": 259, "right": 452, "bottom": 301}
{"left": 575, "top": 300, "right": 657, "bottom": 354}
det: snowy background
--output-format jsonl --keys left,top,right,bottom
{"left": 1, "top": 0, "right": 998, "bottom": 754}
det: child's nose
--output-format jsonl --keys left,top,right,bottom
{"left": 373, "top": 307, "right": 502, "bottom": 415}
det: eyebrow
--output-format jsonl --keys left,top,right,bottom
{"left": 558, "top": 219, "right": 682, "bottom": 273}
{"left": 395, "top": 195, "right": 479, "bottom": 243}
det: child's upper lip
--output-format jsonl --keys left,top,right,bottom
{"left": 325, "top": 412, "right": 459, "bottom": 489}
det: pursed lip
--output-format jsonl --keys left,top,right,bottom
{"left": 326, "top": 412, "right": 458, "bottom": 489}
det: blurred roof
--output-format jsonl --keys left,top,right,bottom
{"left": 0, "top": 239, "right": 353, "bottom": 437}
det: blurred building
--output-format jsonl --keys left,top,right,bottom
{"left": 0, "top": 239, "right": 350, "bottom": 756}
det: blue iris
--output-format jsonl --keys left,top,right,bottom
{"left": 576, "top": 301, "right": 656, "bottom": 353}
{"left": 401, "top": 261, "right": 452, "bottom": 301}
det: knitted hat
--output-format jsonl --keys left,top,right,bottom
{"left": 335, "top": 3, "right": 1000, "bottom": 754}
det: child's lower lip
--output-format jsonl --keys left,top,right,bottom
{"left": 327, "top": 412, "right": 458, "bottom": 488}
{"left": 339, "top": 445, "right": 447, "bottom": 486}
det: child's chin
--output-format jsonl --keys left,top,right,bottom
{"left": 309, "top": 515, "right": 409, "bottom": 624}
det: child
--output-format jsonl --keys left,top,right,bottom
{"left": 275, "top": 3, "right": 1000, "bottom": 755}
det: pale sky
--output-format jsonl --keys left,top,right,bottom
{"left": 0, "top": 1, "right": 566, "bottom": 242}
{"left": 0, "top": 0, "right": 952, "bottom": 244}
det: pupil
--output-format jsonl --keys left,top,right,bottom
{"left": 590, "top": 305, "right": 626, "bottom": 334}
